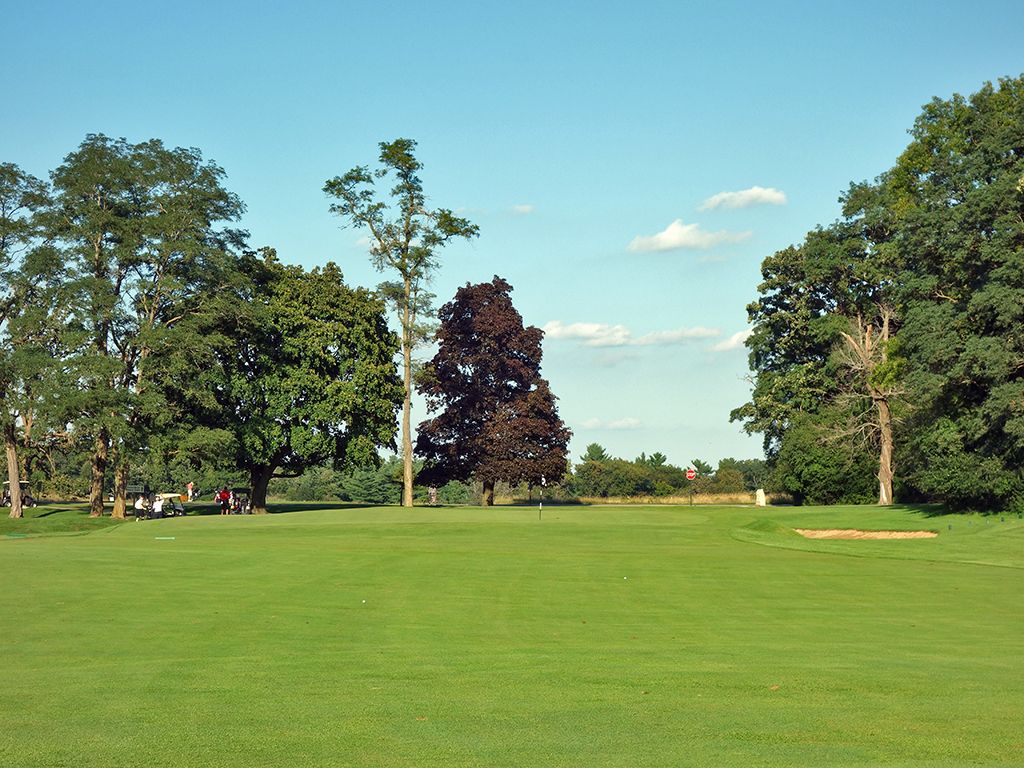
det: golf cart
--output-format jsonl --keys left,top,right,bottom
{"left": 1, "top": 481, "right": 37, "bottom": 508}
{"left": 128, "top": 484, "right": 187, "bottom": 519}
{"left": 155, "top": 492, "right": 188, "bottom": 518}
{"left": 231, "top": 487, "right": 253, "bottom": 514}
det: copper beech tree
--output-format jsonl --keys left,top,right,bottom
{"left": 415, "top": 277, "right": 570, "bottom": 506}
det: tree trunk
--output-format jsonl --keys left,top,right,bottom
{"left": 111, "top": 457, "right": 129, "bottom": 520}
{"left": 89, "top": 428, "right": 109, "bottom": 517}
{"left": 482, "top": 479, "right": 495, "bottom": 507}
{"left": 20, "top": 405, "right": 33, "bottom": 483}
{"left": 251, "top": 466, "right": 273, "bottom": 514}
{"left": 401, "top": 276, "right": 414, "bottom": 507}
{"left": 875, "top": 395, "right": 894, "bottom": 505}
{"left": 840, "top": 309, "right": 898, "bottom": 508}
{"left": 5, "top": 421, "right": 23, "bottom": 520}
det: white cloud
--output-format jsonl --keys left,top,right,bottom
{"left": 581, "top": 417, "right": 642, "bottom": 430}
{"left": 544, "top": 320, "right": 720, "bottom": 348}
{"left": 511, "top": 204, "right": 535, "bottom": 215}
{"left": 698, "top": 186, "right": 787, "bottom": 211}
{"left": 711, "top": 329, "right": 753, "bottom": 352}
{"left": 633, "top": 327, "right": 720, "bottom": 345}
{"left": 543, "top": 321, "right": 632, "bottom": 347}
{"left": 627, "top": 219, "right": 751, "bottom": 252}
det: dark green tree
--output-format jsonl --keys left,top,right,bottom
{"left": 635, "top": 451, "right": 668, "bottom": 467}
{"left": 415, "top": 277, "right": 570, "bottom": 506}
{"left": 581, "top": 443, "right": 610, "bottom": 462}
{"left": 570, "top": 458, "right": 648, "bottom": 498}
{"left": 734, "top": 76, "right": 1024, "bottom": 510}
{"left": 208, "top": 250, "right": 403, "bottom": 513}
{"left": 886, "top": 77, "right": 1024, "bottom": 510}
{"left": 690, "top": 459, "right": 714, "bottom": 477}
{"left": 0, "top": 163, "right": 53, "bottom": 518}
{"left": 716, "top": 457, "right": 768, "bottom": 491}
{"left": 731, "top": 209, "right": 903, "bottom": 504}
{"left": 772, "top": 411, "right": 877, "bottom": 505}
{"left": 339, "top": 457, "right": 404, "bottom": 504}
{"left": 324, "top": 139, "right": 479, "bottom": 507}
{"left": 711, "top": 467, "right": 745, "bottom": 493}
{"left": 46, "top": 135, "right": 246, "bottom": 516}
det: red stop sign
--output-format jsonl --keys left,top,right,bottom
{"left": 686, "top": 468, "right": 697, "bottom": 480}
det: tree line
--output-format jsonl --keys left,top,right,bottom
{"left": 568, "top": 445, "right": 765, "bottom": 498}
{"left": 1, "top": 137, "right": 571, "bottom": 518}
{"left": 266, "top": 446, "right": 766, "bottom": 504}
{"left": 732, "top": 75, "right": 1024, "bottom": 511}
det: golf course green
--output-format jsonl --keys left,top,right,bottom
{"left": 1, "top": 503, "right": 1021, "bottom": 766}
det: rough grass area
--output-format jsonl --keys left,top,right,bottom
{"left": 1, "top": 504, "right": 1021, "bottom": 766}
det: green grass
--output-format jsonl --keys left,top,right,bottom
{"left": 1, "top": 503, "right": 1021, "bottom": 766}
{"left": 0, "top": 503, "right": 124, "bottom": 537}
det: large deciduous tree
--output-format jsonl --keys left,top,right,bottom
{"left": 208, "top": 250, "right": 403, "bottom": 513}
{"left": 0, "top": 163, "right": 52, "bottom": 518}
{"left": 732, "top": 210, "right": 903, "bottom": 505}
{"left": 47, "top": 135, "right": 246, "bottom": 517}
{"left": 887, "top": 77, "right": 1024, "bottom": 510}
{"left": 735, "top": 75, "right": 1024, "bottom": 511}
{"left": 324, "top": 139, "right": 478, "bottom": 507}
{"left": 415, "top": 277, "right": 570, "bottom": 506}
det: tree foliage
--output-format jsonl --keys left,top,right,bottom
{"left": 415, "top": 277, "right": 570, "bottom": 505}
{"left": 207, "top": 250, "right": 403, "bottom": 513}
{"left": 324, "top": 139, "right": 478, "bottom": 507}
{"left": 0, "top": 163, "right": 53, "bottom": 518}
{"left": 2, "top": 135, "right": 411, "bottom": 515}
{"left": 888, "top": 77, "right": 1024, "bottom": 510}
{"left": 567, "top": 449, "right": 759, "bottom": 498}
{"left": 736, "top": 75, "right": 1024, "bottom": 511}
{"left": 581, "top": 443, "right": 610, "bottom": 462}
{"left": 45, "top": 135, "right": 247, "bottom": 516}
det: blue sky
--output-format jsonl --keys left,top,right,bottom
{"left": 4, "top": 1, "right": 1023, "bottom": 467}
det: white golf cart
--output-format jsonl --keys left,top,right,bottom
{"left": 1, "top": 481, "right": 37, "bottom": 508}
{"left": 128, "top": 483, "right": 187, "bottom": 519}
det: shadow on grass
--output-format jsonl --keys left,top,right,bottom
{"left": 181, "top": 501, "right": 388, "bottom": 517}
{"left": 503, "top": 499, "right": 586, "bottom": 507}
{"left": 14, "top": 502, "right": 90, "bottom": 519}
{"left": 903, "top": 503, "right": 953, "bottom": 518}
{"left": 34, "top": 508, "right": 69, "bottom": 518}
{"left": 266, "top": 502, "right": 385, "bottom": 514}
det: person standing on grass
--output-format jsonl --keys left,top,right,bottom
{"left": 218, "top": 487, "right": 231, "bottom": 515}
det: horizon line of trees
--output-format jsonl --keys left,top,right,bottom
{"left": 7, "top": 74, "right": 1020, "bottom": 517}
{"left": 733, "top": 74, "right": 1024, "bottom": 512}
{"left": 265, "top": 445, "right": 768, "bottom": 505}
{"left": 1, "top": 137, "right": 577, "bottom": 517}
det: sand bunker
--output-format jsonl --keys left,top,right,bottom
{"left": 795, "top": 528, "right": 937, "bottom": 540}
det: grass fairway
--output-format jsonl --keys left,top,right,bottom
{"left": 1, "top": 504, "right": 1021, "bottom": 767}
